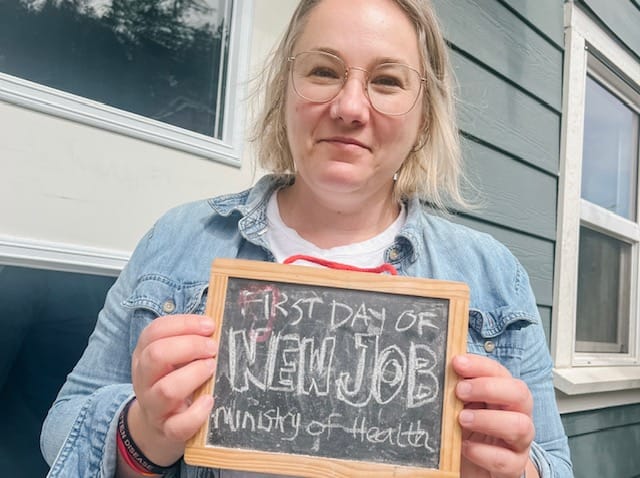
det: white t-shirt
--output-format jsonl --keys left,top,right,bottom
{"left": 264, "top": 191, "right": 406, "bottom": 269}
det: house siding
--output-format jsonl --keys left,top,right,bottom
{"left": 562, "top": 403, "right": 640, "bottom": 477}
{"left": 435, "top": 1, "right": 640, "bottom": 476}
{"left": 578, "top": 0, "right": 640, "bottom": 62}
{"left": 432, "top": 0, "right": 560, "bottom": 323}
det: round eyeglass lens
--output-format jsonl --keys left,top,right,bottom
{"left": 291, "top": 51, "right": 345, "bottom": 103}
{"left": 367, "top": 63, "right": 423, "bottom": 115}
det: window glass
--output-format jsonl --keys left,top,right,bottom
{"left": 575, "top": 226, "right": 630, "bottom": 353}
{"left": 581, "top": 75, "right": 639, "bottom": 220}
{"left": 0, "top": 265, "right": 115, "bottom": 476}
{"left": 0, "top": 0, "right": 231, "bottom": 138}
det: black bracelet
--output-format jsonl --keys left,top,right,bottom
{"left": 117, "top": 398, "right": 179, "bottom": 476}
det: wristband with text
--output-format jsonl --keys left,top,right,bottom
{"left": 117, "top": 398, "right": 180, "bottom": 476}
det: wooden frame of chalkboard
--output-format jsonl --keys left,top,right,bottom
{"left": 185, "top": 258, "right": 469, "bottom": 478}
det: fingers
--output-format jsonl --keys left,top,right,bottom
{"left": 135, "top": 334, "right": 218, "bottom": 389}
{"left": 456, "top": 376, "right": 533, "bottom": 414}
{"left": 453, "top": 354, "right": 533, "bottom": 414}
{"left": 453, "top": 353, "right": 512, "bottom": 379}
{"left": 131, "top": 315, "right": 218, "bottom": 430}
{"left": 148, "top": 357, "right": 217, "bottom": 415}
{"left": 132, "top": 314, "right": 217, "bottom": 388}
{"left": 136, "top": 314, "right": 216, "bottom": 351}
{"left": 454, "top": 353, "right": 534, "bottom": 477}
{"left": 459, "top": 408, "right": 534, "bottom": 451}
{"left": 163, "top": 394, "right": 215, "bottom": 442}
{"left": 126, "top": 394, "right": 214, "bottom": 465}
{"left": 461, "top": 438, "right": 529, "bottom": 478}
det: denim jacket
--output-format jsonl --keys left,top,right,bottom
{"left": 41, "top": 175, "right": 573, "bottom": 478}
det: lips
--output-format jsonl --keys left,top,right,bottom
{"left": 320, "top": 136, "right": 371, "bottom": 151}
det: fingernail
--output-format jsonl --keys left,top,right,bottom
{"left": 455, "top": 355, "right": 469, "bottom": 368}
{"left": 201, "top": 395, "right": 214, "bottom": 410}
{"left": 457, "top": 381, "right": 472, "bottom": 398}
{"left": 459, "top": 410, "right": 474, "bottom": 425}
{"left": 200, "top": 316, "right": 215, "bottom": 332}
{"left": 205, "top": 358, "right": 216, "bottom": 372}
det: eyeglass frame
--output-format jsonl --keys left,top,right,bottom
{"left": 287, "top": 50, "right": 427, "bottom": 116}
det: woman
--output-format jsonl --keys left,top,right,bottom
{"left": 41, "top": 0, "right": 573, "bottom": 477}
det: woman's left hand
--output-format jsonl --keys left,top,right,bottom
{"left": 453, "top": 353, "right": 537, "bottom": 478}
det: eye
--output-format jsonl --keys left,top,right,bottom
{"left": 369, "top": 64, "right": 420, "bottom": 96}
{"left": 370, "top": 74, "right": 407, "bottom": 95}
{"left": 308, "top": 66, "right": 341, "bottom": 79}
{"left": 371, "top": 75, "right": 403, "bottom": 88}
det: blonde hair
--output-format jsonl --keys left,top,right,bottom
{"left": 251, "top": 0, "right": 469, "bottom": 211}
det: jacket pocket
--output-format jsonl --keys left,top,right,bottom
{"left": 466, "top": 307, "right": 537, "bottom": 378}
{"left": 122, "top": 274, "right": 208, "bottom": 351}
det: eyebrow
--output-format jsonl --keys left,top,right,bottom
{"left": 308, "top": 47, "right": 411, "bottom": 67}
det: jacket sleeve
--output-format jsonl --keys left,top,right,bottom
{"left": 40, "top": 227, "right": 153, "bottom": 478}
{"left": 515, "top": 267, "right": 573, "bottom": 478}
{"left": 521, "top": 320, "right": 573, "bottom": 478}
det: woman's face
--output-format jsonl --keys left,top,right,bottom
{"left": 285, "top": 0, "right": 424, "bottom": 206}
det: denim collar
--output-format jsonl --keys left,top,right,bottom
{"left": 208, "top": 174, "right": 422, "bottom": 264}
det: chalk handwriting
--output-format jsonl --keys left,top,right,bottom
{"left": 212, "top": 279, "right": 449, "bottom": 465}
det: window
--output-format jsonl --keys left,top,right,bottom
{"left": 576, "top": 61, "right": 639, "bottom": 356}
{"left": 576, "top": 225, "right": 632, "bottom": 354}
{"left": 554, "top": 4, "right": 640, "bottom": 399}
{"left": 0, "top": 0, "right": 254, "bottom": 164}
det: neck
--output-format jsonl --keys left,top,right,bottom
{"left": 277, "top": 182, "right": 400, "bottom": 249}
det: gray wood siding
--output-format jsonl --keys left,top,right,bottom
{"left": 432, "top": 0, "right": 562, "bottom": 328}
{"left": 579, "top": 0, "right": 640, "bottom": 62}
{"left": 461, "top": 138, "right": 557, "bottom": 241}
{"left": 499, "top": 0, "right": 564, "bottom": 48}
{"left": 562, "top": 404, "right": 640, "bottom": 477}
{"left": 433, "top": 0, "right": 563, "bottom": 110}
{"left": 452, "top": 50, "right": 561, "bottom": 174}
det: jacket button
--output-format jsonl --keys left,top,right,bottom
{"left": 162, "top": 300, "right": 176, "bottom": 314}
{"left": 388, "top": 248, "right": 400, "bottom": 261}
{"left": 483, "top": 340, "right": 495, "bottom": 353}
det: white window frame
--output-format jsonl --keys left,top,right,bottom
{"left": 0, "top": 0, "right": 254, "bottom": 167}
{"left": 553, "top": 3, "right": 640, "bottom": 402}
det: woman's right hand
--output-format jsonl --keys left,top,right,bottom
{"left": 126, "top": 314, "right": 218, "bottom": 467}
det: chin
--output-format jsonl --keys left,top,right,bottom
{"left": 315, "top": 176, "right": 375, "bottom": 199}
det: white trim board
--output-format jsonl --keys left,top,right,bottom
{"left": 0, "top": 235, "right": 128, "bottom": 276}
{"left": 557, "top": 387, "right": 640, "bottom": 414}
{"left": 554, "top": 366, "right": 640, "bottom": 395}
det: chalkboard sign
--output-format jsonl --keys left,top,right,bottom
{"left": 185, "top": 259, "right": 469, "bottom": 478}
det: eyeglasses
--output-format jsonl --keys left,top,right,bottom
{"left": 288, "top": 51, "right": 426, "bottom": 116}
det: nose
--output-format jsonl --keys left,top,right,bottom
{"left": 329, "top": 68, "right": 371, "bottom": 125}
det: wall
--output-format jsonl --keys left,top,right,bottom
{"left": 432, "top": 0, "right": 564, "bottom": 339}
{"left": 0, "top": 0, "right": 298, "bottom": 257}
{"left": 563, "top": 403, "right": 640, "bottom": 478}
{"left": 578, "top": 0, "right": 640, "bottom": 60}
